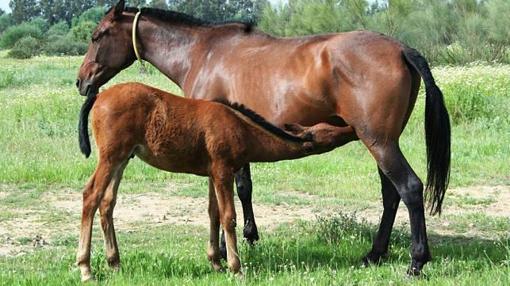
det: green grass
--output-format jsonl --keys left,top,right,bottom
{"left": 0, "top": 218, "right": 509, "bottom": 285}
{"left": 0, "top": 53, "right": 509, "bottom": 285}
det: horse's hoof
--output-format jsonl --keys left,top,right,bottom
{"left": 361, "top": 250, "right": 387, "bottom": 266}
{"left": 219, "top": 245, "right": 227, "bottom": 260}
{"left": 243, "top": 220, "right": 259, "bottom": 245}
{"left": 407, "top": 266, "right": 421, "bottom": 276}
{"left": 406, "top": 259, "right": 428, "bottom": 277}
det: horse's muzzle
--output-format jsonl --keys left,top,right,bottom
{"left": 77, "top": 79, "right": 97, "bottom": 97}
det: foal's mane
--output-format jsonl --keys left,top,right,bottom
{"left": 123, "top": 7, "right": 254, "bottom": 33}
{"left": 214, "top": 99, "right": 305, "bottom": 143}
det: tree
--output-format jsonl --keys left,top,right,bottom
{"left": 0, "top": 8, "right": 5, "bottom": 16}
{"left": 0, "top": 14, "right": 14, "bottom": 34}
{"left": 169, "top": 0, "right": 266, "bottom": 22}
{"left": 127, "top": 0, "right": 148, "bottom": 7}
{"left": 9, "top": 0, "right": 41, "bottom": 24}
{"left": 150, "top": 0, "right": 168, "bottom": 10}
{"left": 97, "top": 0, "right": 118, "bottom": 7}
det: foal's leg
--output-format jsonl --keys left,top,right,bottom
{"left": 98, "top": 162, "right": 127, "bottom": 271}
{"left": 220, "top": 164, "right": 258, "bottom": 259}
{"left": 363, "top": 167, "right": 401, "bottom": 265}
{"left": 211, "top": 167, "right": 240, "bottom": 273}
{"left": 367, "top": 142, "right": 431, "bottom": 275}
{"left": 207, "top": 178, "right": 222, "bottom": 271}
{"left": 76, "top": 160, "right": 117, "bottom": 282}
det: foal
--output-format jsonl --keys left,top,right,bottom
{"left": 76, "top": 82, "right": 354, "bottom": 281}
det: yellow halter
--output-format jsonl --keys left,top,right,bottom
{"left": 132, "top": 10, "right": 144, "bottom": 66}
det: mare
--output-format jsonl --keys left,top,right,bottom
{"left": 76, "top": 82, "right": 353, "bottom": 281}
{"left": 76, "top": 0, "right": 451, "bottom": 275}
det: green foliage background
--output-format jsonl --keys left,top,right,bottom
{"left": 1, "top": 0, "right": 510, "bottom": 64}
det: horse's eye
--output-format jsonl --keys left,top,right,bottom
{"left": 91, "top": 30, "right": 108, "bottom": 43}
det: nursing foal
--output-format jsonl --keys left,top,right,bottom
{"left": 76, "top": 82, "right": 355, "bottom": 281}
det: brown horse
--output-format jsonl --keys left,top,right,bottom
{"left": 76, "top": 1, "right": 451, "bottom": 275}
{"left": 76, "top": 82, "right": 353, "bottom": 281}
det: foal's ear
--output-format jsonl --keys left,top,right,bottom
{"left": 113, "top": 0, "right": 125, "bottom": 19}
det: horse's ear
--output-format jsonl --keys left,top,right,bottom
{"left": 113, "top": 0, "right": 125, "bottom": 19}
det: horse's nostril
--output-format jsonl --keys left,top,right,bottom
{"left": 76, "top": 79, "right": 80, "bottom": 88}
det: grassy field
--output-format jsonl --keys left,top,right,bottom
{"left": 0, "top": 52, "right": 509, "bottom": 285}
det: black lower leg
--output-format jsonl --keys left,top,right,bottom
{"left": 373, "top": 144, "right": 431, "bottom": 275}
{"left": 363, "top": 168, "right": 401, "bottom": 265}
{"left": 235, "top": 164, "right": 259, "bottom": 244}
{"left": 220, "top": 164, "right": 259, "bottom": 260}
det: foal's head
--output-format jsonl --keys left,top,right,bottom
{"left": 76, "top": 0, "right": 135, "bottom": 96}
{"left": 285, "top": 123, "right": 354, "bottom": 154}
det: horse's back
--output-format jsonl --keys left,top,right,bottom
{"left": 186, "top": 30, "right": 415, "bottom": 133}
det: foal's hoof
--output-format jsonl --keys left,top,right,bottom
{"left": 211, "top": 261, "right": 224, "bottom": 272}
{"left": 81, "top": 273, "right": 95, "bottom": 283}
{"left": 243, "top": 220, "right": 259, "bottom": 245}
{"left": 361, "top": 250, "right": 387, "bottom": 266}
{"left": 110, "top": 263, "right": 121, "bottom": 272}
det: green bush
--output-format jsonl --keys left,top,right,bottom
{"left": 7, "top": 36, "right": 40, "bottom": 59}
{"left": 72, "top": 7, "right": 105, "bottom": 27}
{"left": 443, "top": 82, "right": 495, "bottom": 124}
{"left": 486, "top": 0, "right": 510, "bottom": 45}
{"left": 47, "top": 21, "right": 70, "bottom": 37}
{"left": 43, "top": 35, "right": 88, "bottom": 56}
{"left": 71, "top": 20, "right": 96, "bottom": 42}
{"left": 0, "top": 13, "right": 13, "bottom": 35}
{"left": 0, "top": 22, "right": 43, "bottom": 48}
{"left": 29, "top": 17, "right": 50, "bottom": 32}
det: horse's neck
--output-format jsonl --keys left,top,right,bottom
{"left": 139, "top": 21, "right": 202, "bottom": 87}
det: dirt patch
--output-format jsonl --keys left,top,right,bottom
{"left": 0, "top": 189, "right": 318, "bottom": 256}
{"left": 355, "top": 185, "right": 510, "bottom": 238}
{"left": 1, "top": 185, "right": 508, "bottom": 256}
{"left": 50, "top": 191, "right": 317, "bottom": 229}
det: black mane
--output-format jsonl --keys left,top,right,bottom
{"left": 214, "top": 99, "right": 305, "bottom": 143}
{"left": 124, "top": 7, "right": 254, "bottom": 32}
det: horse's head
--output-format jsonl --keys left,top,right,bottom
{"left": 76, "top": 0, "right": 136, "bottom": 96}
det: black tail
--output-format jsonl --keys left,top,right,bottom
{"left": 78, "top": 93, "right": 97, "bottom": 158}
{"left": 403, "top": 47, "right": 451, "bottom": 215}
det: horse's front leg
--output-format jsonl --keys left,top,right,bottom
{"left": 220, "top": 164, "right": 259, "bottom": 259}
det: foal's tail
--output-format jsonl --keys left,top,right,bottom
{"left": 403, "top": 47, "right": 451, "bottom": 215}
{"left": 78, "top": 93, "right": 97, "bottom": 158}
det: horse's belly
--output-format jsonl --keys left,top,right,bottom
{"left": 134, "top": 145, "right": 210, "bottom": 176}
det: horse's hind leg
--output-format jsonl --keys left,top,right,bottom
{"left": 236, "top": 164, "right": 259, "bottom": 244}
{"left": 220, "top": 164, "right": 258, "bottom": 259}
{"left": 207, "top": 178, "right": 222, "bottom": 271}
{"left": 76, "top": 159, "right": 118, "bottom": 282}
{"left": 363, "top": 167, "right": 401, "bottom": 265}
{"left": 366, "top": 141, "right": 431, "bottom": 275}
{"left": 98, "top": 161, "right": 128, "bottom": 271}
